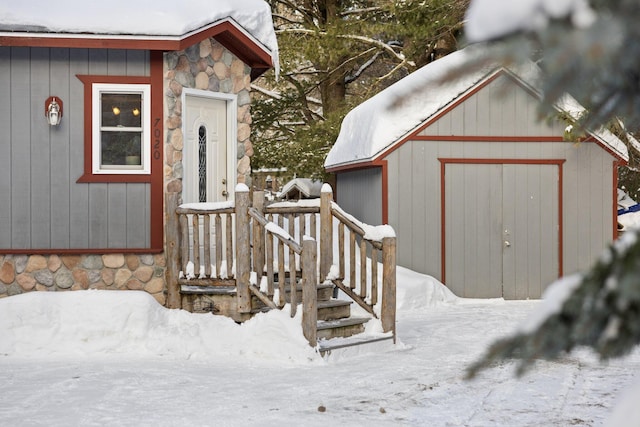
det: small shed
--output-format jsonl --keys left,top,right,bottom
{"left": 0, "top": 1, "right": 277, "bottom": 305}
{"left": 278, "top": 178, "right": 323, "bottom": 200}
{"left": 325, "top": 48, "right": 629, "bottom": 299}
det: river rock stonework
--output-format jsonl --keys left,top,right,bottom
{"left": 164, "top": 37, "right": 254, "bottom": 199}
{"left": 0, "top": 254, "right": 167, "bottom": 305}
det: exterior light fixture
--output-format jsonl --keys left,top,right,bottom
{"left": 45, "top": 96, "right": 63, "bottom": 126}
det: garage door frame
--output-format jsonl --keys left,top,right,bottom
{"left": 439, "top": 158, "right": 565, "bottom": 297}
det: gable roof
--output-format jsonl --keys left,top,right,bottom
{"left": 278, "top": 178, "right": 323, "bottom": 199}
{"left": 324, "top": 46, "right": 629, "bottom": 169}
{"left": 0, "top": 0, "right": 278, "bottom": 79}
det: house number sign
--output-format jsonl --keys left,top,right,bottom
{"left": 153, "top": 117, "right": 162, "bottom": 160}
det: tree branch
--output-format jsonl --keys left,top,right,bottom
{"left": 275, "top": 28, "right": 408, "bottom": 63}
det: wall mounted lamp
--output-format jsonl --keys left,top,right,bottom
{"left": 45, "top": 96, "right": 63, "bottom": 126}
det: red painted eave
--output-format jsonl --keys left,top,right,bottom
{"left": 0, "top": 19, "right": 274, "bottom": 80}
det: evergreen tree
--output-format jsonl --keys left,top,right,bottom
{"left": 463, "top": 0, "right": 640, "bottom": 377}
{"left": 251, "top": 0, "right": 468, "bottom": 181}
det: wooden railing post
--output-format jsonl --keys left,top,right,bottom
{"left": 236, "top": 185, "right": 252, "bottom": 313}
{"left": 381, "top": 236, "right": 397, "bottom": 342}
{"left": 319, "top": 184, "right": 333, "bottom": 281}
{"left": 165, "top": 193, "right": 182, "bottom": 309}
{"left": 301, "top": 238, "right": 318, "bottom": 347}
{"left": 252, "top": 191, "right": 265, "bottom": 277}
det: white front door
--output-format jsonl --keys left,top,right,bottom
{"left": 182, "top": 91, "right": 236, "bottom": 275}
{"left": 183, "top": 93, "right": 229, "bottom": 204}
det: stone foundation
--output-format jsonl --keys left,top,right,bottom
{"left": 0, "top": 254, "right": 167, "bottom": 305}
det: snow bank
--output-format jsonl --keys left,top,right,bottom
{"left": 618, "top": 211, "right": 640, "bottom": 230}
{"left": 0, "top": 290, "right": 320, "bottom": 364}
{"left": 395, "top": 266, "right": 458, "bottom": 312}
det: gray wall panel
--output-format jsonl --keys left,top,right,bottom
{"left": 410, "top": 141, "right": 428, "bottom": 268}
{"left": 1, "top": 47, "right": 151, "bottom": 250}
{"left": 0, "top": 49, "right": 12, "bottom": 247}
{"left": 30, "top": 48, "right": 52, "bottom": 248}
{"left": 89, "top": 184, "right": 108, "bottom": 248}
{"left": 10, "top": 48, "right": 31, "bottom": 249}
{"left": 336, "top": 168, "right": 382, "bottom": 226}
{"left": 69, "top": 48, "right": 90, "bottom": 248}
{"left": 107, "top": 184, "right": 128, "bottom": 248}
{"left": 126, "top": 184, "right": 150, "bottom": 247}
{"left": 50, "top": 48, "right": 72, "bottom": 248}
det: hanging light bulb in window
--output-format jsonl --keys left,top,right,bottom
{"left": 112, "top": 106, "right": 121, "bottom": 115}
{"left": 132, "top": 107, "right": 140, "bottom": 117}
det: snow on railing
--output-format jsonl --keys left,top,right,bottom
{"left": 170, "top": 184, "right": 395, "bottom": 346}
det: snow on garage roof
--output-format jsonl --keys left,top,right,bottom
{"left": 324, "top": 46, "right": 629, "bottom": 169}
{"left": 0, "top": 0, "right": 278, "bottom": 71}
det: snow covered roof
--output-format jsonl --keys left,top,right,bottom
{"left": 0, "top": 0, "right": 279, "bottom": 74}
{"left": 278, "top": 178, "right": 323, "bottom": 199}
{"left": 324, "top": 47, "right": 629, "bottom": 169}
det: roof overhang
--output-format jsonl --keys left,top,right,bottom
{"left": 0, "top": 18, "right": 273, "bottom": 80}
{"left": 326, "top": 66, "right": 630, "bottom": 172}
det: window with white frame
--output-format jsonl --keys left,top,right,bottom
{"left": 92, "top": 83, "right": 151, "bottom": 174}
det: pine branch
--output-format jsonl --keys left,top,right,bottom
{"left": 346, "top": 50, "right": 382, "bottom": 83}
{"left": 467, "top": 228, "right": 640, "bottom": 378}
{"left": 275, "top": 28, "right": 408, "bottom": 63}
{"left": 339, "top": 7, "right": 383, "bottom": 17}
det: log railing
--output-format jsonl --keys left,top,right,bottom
{"left": 171, "top": 183, "right": 396, "bottom": 345}
{"left": 323, "top": 187, "right": 396, "bottom": 338}
{"left": 174, "top": 203, "right": 235, "bottom": 285}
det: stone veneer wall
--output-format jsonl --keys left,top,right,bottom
{"left": 0, "top": 254, "right": 167, "bottom": 305}
{"left": 163, "top": 37, "right": 254, "bottom": 198}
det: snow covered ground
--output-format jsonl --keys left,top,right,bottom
{"left": 1, "top": 266, "right": 639, "bottom": 426}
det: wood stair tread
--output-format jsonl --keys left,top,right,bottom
{"left": 316, "top": 316, "right": 370, "bottom": 330}
{"left": 317, "top": 299, "right": 351, "bottom": 309}
{"left": 318, "top": 334, "right": 394, "bottom": 353}
{"left": 180, "top": 285, "right": 236, "bottom": 295}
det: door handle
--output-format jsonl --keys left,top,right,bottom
{"left": 222, "top": 190, "right": 229, "bottom": 197}
{"left": 504, "top": 240, "right": 511, "bottom": 247}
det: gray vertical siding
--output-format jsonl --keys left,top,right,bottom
{"left": 0, "top": 47, "right": 151, "bottom": 250}
{"left": 336, "top": 168, "right": 383, "bottom": 226}
{"left": 382, "top": 73, "right": 617, "bottom": 296}
{"left": 0, "top": 48, "right": 10, "bottom": 246}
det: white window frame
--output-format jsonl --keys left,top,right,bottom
{"left": 91, "top": 83, "right": 151, "bottom": 175}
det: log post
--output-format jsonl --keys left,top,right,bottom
{"left": 235, "top": 185, "right": 252, "bottom": 313}
{"left": 319, "top": 184, "right": 333, "bottom": 282}
{"left": 165, "top": 193, "right": 182, "bottom": 309}
{"left": 252, "top": 191, "right": 265, "bottom": 277}
{"left": 301, "top": 238, "right": 318, "bottom": 347}
{"left": 381, "top": 236, "right": 397, "bottom": 342}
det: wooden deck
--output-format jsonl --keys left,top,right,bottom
{"left": 165, "top": 184, "right": 396, "bottom": 348}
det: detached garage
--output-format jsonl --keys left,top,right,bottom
{"left": 324, "top": 48, "right": 629, "bottom": 299}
